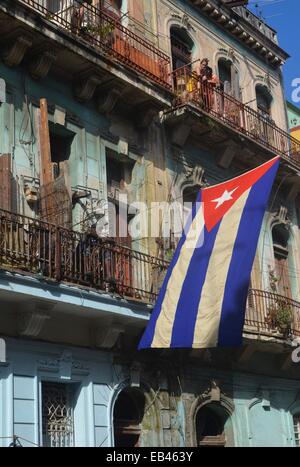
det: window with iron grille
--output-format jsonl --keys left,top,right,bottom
{"left": 42, "top": 382, "right": 75, "bottom": 447}
{"left": 294, "top": 414, "right": 300, "bottom": 446}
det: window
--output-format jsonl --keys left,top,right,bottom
{"left": 49, "top": 123, "right": 74, "bottom": 180}
{"left": 171, "top": 27, "right": 193, "bottom": 71}
{"left": 113, "top": 388, "right": 145, "bottom": 447}
{"left": 272, "top": 222, "right": 291, "bottom": 297}
{"left": 105, "top": 148, "right": 134, "bottom": 247}
{"left": 256, "top": 85, "right": 272, "bottom": 118}
{"left": 196, "top": 405, "right": 227, "bottom": 447}
{"left": 42, "top": 382, "right": 76, "bottom": 447}
{"left": 218, "top": 58, "right": 240, "bottom": 99}
{"left": 294, "top": 414, "right": 300, "bottom": 446}
{"left": 106, "top": 148, "right": 133, "bottom": 198}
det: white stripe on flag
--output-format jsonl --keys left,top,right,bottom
{"left": 151, "top": 203, "right": 205, "bottom": 348}
{"left": 192, "top": 189, "right": 251, "bottom": 348}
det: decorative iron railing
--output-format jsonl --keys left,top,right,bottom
{"left": 1, "top": 209, "right": 300, "bottom": 337}
{"left": 246, "top": 288, "right": 300, "bottom": 337}
{"left": 0, "top": 209, "right": 168, "bottom": 303}
{"left": 18, "top": 0, "right": 171, "bottom": 89}
{"left": 169, "top": 65, "right": 300, "bottom": 165}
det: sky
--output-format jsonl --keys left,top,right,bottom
{"left": 247, "top": 0, "right": 300, "bottom": 108}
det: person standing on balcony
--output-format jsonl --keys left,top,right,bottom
{"left": 197, "top": 58, "right": 213, "bottom": 83}
{"left": 196, "top": 58, "right": 218, "bottom": 109}
{"left": 71, "top": 0, "right": 93, "bottom": 38}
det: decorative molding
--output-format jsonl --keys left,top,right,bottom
{"left": 97, "top": 85, "right": 124, "bottom": 114}
{"left": 37, "top": 357, "right": 60, "bottom": 370}
{"left": 2, "top": 33, "right": 33, "bottom": 67}
{"left": 248, "top": 388, "right": 271, "bottom": 410}
{"left": 187, "top": 380, "right": 235, "bottom": 447}
{"left": 17, "top": 311, "right": 50, "bottom": 338}
{"left": 94, "top": 323, "right": 125, "bottom": 349}
{"left": 271, "top": 205, "right": 290, "bottom": 227}
{"left": 37, "top": 351, "right": 90, "bottom": 376}
{"left": 187, "top": 0, "right": 288, "bottom": 67}
{"left": 173, "top": 161, "right": 205, "bottom": 201}
{"left": 74, "top": 71, "right": 105, "bottom": 102}
{"left": 29, "top": 48, "right": 58, "bottom": 80}
{"left": 171, "top": 12, "right": 196, "bottom": 32}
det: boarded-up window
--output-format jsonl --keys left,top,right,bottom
{"left": 0, "top": 154, "right": 12, "bottom": 211}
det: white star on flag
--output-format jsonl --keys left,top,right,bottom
{"left": 212, "top": 187, "right": 239, "bottom": 209}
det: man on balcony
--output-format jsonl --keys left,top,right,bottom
{"left": 196, "top": 58, "right": 218, "bottom": 110}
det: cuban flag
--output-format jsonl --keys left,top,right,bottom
{"left": 139, "top": 156, "right": 280, "bottom": 350}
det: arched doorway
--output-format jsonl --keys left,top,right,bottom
{"left": 255, "top": 84, "right": 274, "bottom": 143}
{"left": 113, "top": 388, "right": 145, "bottom": 447}
{"left": 218, "top": 58, "right": 240, "bottom": 98}
{"left": 196, "top": 403, "right": 229, "bottom": 447}
{"left": 170, "top": 27, "right": 193, "bottom": 72}
{"left": 256, "top": 84, "right": 272, "bottom": 118}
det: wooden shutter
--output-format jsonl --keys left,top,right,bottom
{"left": 0, "top": 154, "right": 12, "bottom": 211}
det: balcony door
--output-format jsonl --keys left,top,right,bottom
{"left": 218, "top": 58, "right": 241, "bottom": 126}
{"left": 272, "top": 222, "right": 291, "bottom": 298}
{"left": 256, "top": 85, "right": 274, "bottom": 145}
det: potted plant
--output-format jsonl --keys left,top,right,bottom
{"left": 266, "top": 298, "right": 293, "bottom": 336}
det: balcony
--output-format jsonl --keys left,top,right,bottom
{"left": 0, "top": 209, "right": 168, "bottom": 304}
{"left": 246, "top": 289, "right": 300, "bottom": 339}
{"left": 16, "top": 0, "right": 171, "bottom": 90}
{"left": 0, "top": 208, "right": 299, "bottom": 342}
{"left": 165, "top": 65, "right": 300, "bottom": 168}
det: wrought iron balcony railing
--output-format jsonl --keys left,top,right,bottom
{"left": 1, "top": 208, "right": 300, "bottom": 339}
{"left": 169, "top": 65, "right": 300, "bottom": 165}
{"left": 0, "top": 209, "right": 168, "bottom": 303}
{"left": 246, "top": 288, "right": 300, "bottom": 338}
{"left": 18, "top": 0, "right": 171, "bottom": 89}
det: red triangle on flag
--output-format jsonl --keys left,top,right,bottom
{"left": 202, "top": 156, "right": 280, "bottom": 232}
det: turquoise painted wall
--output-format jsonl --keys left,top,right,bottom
{"left": 1, "top": 337, "right": 300, "bottom": 447}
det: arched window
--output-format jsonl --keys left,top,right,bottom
{"left": 293, "top": 413, "right": 300, "bottom": 446}
{"left": 218, "top": 58, "right": 240, "bottom": 99}
{"left": 256, "top": 84, "right": 272, "bottom": 118}
{"left": 196, "top": 404, "right": 228, "bottom": 447}
{"left": 272, "top": 222, "right": 291, "bottom": 297}
{"left": 171, "top": 27, "right": 193, "bottom": 71}
{"left": 113, "top": 388, "right": 145, "bottom": 447}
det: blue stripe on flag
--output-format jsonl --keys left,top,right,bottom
{"left": 138, "top": 192, "right": 202, "bottom": 350}
{"left": 170, "top": 222, "right": 220, "bottom": 348}
{"left": 217, "top": 160, "right": 280, "bottom": 347}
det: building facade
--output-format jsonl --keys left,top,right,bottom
{"left": 1, "top": 0, "right": 300, "bottom": 447}
{"left": 287, "top": 101, "right": 300, "bottom": 147}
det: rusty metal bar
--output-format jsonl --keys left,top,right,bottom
{"left": 18, "top": 0, "right": 171, "bottom": 90}
{"left": 169, "top": 66, "right": 300, "bottom": 166}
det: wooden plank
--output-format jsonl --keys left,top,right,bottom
{"left": 0, "top": 154, "right": 12, "bottom": 211}
{"left": 39, "top": 98, "right": 53, "bottom": 222}
{"left": 39, "top": 98, "right": 53, "bottom": 187}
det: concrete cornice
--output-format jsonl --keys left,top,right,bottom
{"left": 189, "top": 0, "right": 289, "bottom": 68}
